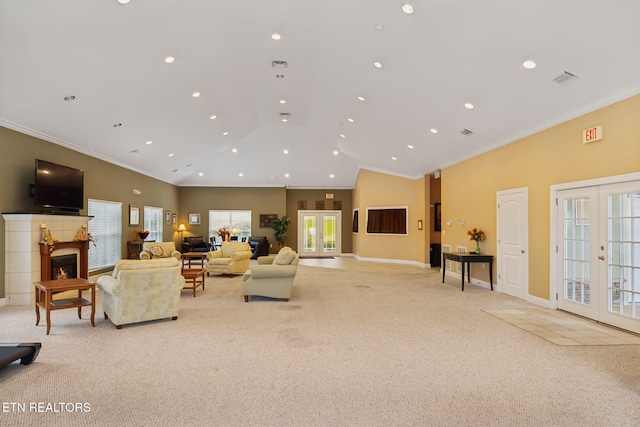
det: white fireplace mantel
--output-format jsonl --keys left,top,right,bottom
{"left": 3, "top": 213, "right": 93, "bottom": 306}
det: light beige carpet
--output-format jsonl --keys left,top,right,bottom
{"left": 2, "top": 260, "right": 640, "bottom": 426}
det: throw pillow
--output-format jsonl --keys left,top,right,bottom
{"left": 148, "top": 245, "right": 166, "bottom": 258}
{"left": 273, "top": 247, "right": 295, "bottom": 265}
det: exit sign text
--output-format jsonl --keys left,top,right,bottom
{"left": 583, "top": 126, "right": 603, "bottom": 144}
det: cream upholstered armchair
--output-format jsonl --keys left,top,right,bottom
{"left": 139, "top": 241, "right": 181, "bottom": 260}
{"left": 96, "top": 258, "right": 185, "bottom": 329}
{"left": 205, "top": 241, "right": 252, "bottom": 277}
{"left": 242, "top": 246, "right": 299, "bottom": 302}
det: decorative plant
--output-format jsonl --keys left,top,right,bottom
{"left": 271, "top": 215, "right": 292, "bottom": 247}
{"left": 467, "top": 227, "right": 486, "bottom": 254}
{"left": 217, "top": 227, "right": 230, "bottom": 241}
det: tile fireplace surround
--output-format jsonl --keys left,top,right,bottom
{"left": 3, "top": 214, "right": 93, "bottom": 306}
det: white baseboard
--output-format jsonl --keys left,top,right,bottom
{"left": 527, "top": 294, "right": 554, "bottom": 308}
{"left": 353, "top": 255, "right": 429, "bottom": 268}
{"left": 443, "top": 270, "right": 492, "bottom": 290}
{"left": 0, "top": 298, "right": 6, "bottom": 307}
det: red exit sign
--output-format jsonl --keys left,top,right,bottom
{"left": 583, "top": 125, "right": 603, "bottom": 144}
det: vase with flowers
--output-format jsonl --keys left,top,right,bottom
{"left": 217, "top": 227, "right": 230, "bottom": 242}
{"left": 467, "top": 227, "right": 486, "bottom": 254}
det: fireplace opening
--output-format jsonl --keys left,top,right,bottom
{"left": 50, "top": 254, "right": 78, "bottom": 280}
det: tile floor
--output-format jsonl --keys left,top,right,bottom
{"left": 484, "top": 308, "right": 640, "bottom": 346}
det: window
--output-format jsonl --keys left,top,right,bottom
{"left": 209, "top": 210, "right": 252, "bottom": 241}
{"left": 366, "top": 207, "right": 408, "bottom": 235}
{"left": 88, "top": 199, "right": 122, "bottom": 270}
{"left": 352, "top": 209, "right": 359, "bottom": 233}
{"left": 144, "top": 206, "right": 163, "bottom": 242}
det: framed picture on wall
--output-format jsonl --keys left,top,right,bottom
{"left": 129, "top": 205, "right": 140, "bottom": 227}
{"left": 297, "top": 200, "right": 307, "bottom": 210}
{"left": 189, "top": 213, "right": 201, "bottom": 225}
{"left": 259, "top": 214, "right": 278, "bottom": 228}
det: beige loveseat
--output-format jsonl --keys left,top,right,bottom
{"left": 139, "top": 241, "right": 181, "bottom": 260}
{"left": 205, "top": 241, "right": 252, "bottom": 277}
{"left": 242, "top": 246, "right": 299, "bottom": 302}
{"left": 96, "top": 258, "right": 185, "bottom": 329}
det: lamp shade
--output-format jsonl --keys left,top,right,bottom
{"left": 231, "top": 227, "right": 239, "bottom": 234}
{"left": 177, "top": 224, "right": 187, "bottom": 232}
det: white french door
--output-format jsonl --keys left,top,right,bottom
{"left": 297, "top": 210, "right": 341, "bottom": 257}
{"left": 557, "top": 181, "right": 640, "bottom": 333}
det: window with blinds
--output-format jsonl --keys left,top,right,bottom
{"left": 88, "top": 199, "right": 122, "bottom": 270}
{"left": 209, "top": 210, "right": 252, "bottom": 241}
{"left": 144, "top": 206, "right": 163, "bottom": 242}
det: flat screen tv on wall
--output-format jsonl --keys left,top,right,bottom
{"left": 34, "top": 159, "right": 84, "bottom": 213}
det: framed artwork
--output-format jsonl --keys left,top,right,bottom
{"left": 315, "top": 200, "right": 325, "bottom": 210}
{"left": 189, "top": 213, "right": 201, "bottom": 225}
{"left": 333, "top": 200, "right": 342, "bottom": 210}
{"left": 129, "top": 205, "right": 140, "bottom": 227}
{"left": 434, "top": 203, "right": 441, "bottom": 231}
{"left": 165, "top": 210, "right": 171, "bottom": 224}
{"left": 297, "top": 200, "right": 307, "bottom": 210}
{"left": 260, "top": 214, "right": 278, "bottom": 228}
{"left": 172, "top": 213, "right": 177, "bottom": 226}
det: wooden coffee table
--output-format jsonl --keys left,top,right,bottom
{"left": 181, "top": 252, "right": 207, "bottom": 271}
{"left": 34, "top": 278, "right": 96, "bottom": 335}
{"left": 181, "top": 269, "right": 205, "bottom": 297}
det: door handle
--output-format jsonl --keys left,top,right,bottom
{"left": 598, "top": 256, "right": 605, "bottom": 260}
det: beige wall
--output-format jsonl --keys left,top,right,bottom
{"left": 285, "top": 189, "right": 353, "bottom": 254}
{"left": 442, "top": 93, "right": 640, "bottom": 299}
{"left": 353, "top": 169, "right": 428, "bottom": 264}
{"left": 0, "top": 126, "right": 180, "bottom": 298}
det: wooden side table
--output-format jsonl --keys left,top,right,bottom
{"left": 181, "top": 269, "right": 205, "bottom": 297}
{"left": 34, "top": 278, "right": 96, "bottom": 335}
{"left": 181, "top": 252, "right": 208, "bottom": 271}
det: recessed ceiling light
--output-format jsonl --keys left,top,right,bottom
{"left": 113, "top": 123, "right": 122, "bottom": 127}
{"left": 333, "top": 150, "right": 339, "bottom": 155}
{"left": 222, "top": 131, "right": 229, "bottom": 136}
{"left": 232, "top": 148, "right": 237, "bottom": 153}
{"left": 329, "top": 174, "right": 335, "bottom": 178}
{"left": 271, "top": 33, "right": 282, "bottom": 41}
{"left": 238, "top": 173, "right": 244, "bottom": 177}
{"left": 373, "top": 61, "right": 383, "bottom": 69}
{"left": 357, "top": 96, "right": 366, "bottom": 102}
{"left": 408, "top": 145, "right": 414, "bottom": 149}
{"left": 210, "top": 115, "right": 217, "bottom": 120}
{"left": 391, "top": 156, "right": 397, "bottom": 160}
{"left": 63, "top": 95, "right": 75, "bottom": 101}
{"left": 198, "top": 172, "right": 203, "bottom": 177}
{"left": 340, "top": 134, "right": 346, "bottom": 138}
{"left": 284, "top": 173, "right": 290, "bottom": 178}
{"left": 117, "top": 0, "right": 130, "bottom": 4}
{"left": 281, "top": 118, "right": 288, "bottom": 122}
{"left": 275, "top": 74, "right": 285, "bottom": 79}
{"left": 192, "top": 92, "right": 201, "bottom": 98}
{"left": 164, "top": 56, "right": 175, "bottom": 64}
{"left": 464, "top": 103, "right": 474, "bottom": 110}
{"left": 522, "top": 60, "right": 537, "bottom": 70}
{"left": 279, "top": 100, "right": 287, "bottom": 104}
{"left": 146, "top": 141, "right": 153, "bottom": 145}
{"left": 430, "top": 128, "right": 438, "bottom": 134}
{"left": 347, "top": 118, "right": 354, "bottom": 123}
{"left": 283, "top": 149, "right": 289, "bottom": 154}
{"left": 168, "top": 153, "right": 174, "bottom": 157}
{"left": 401, "top": 4, "right": 415, "bottom": 14}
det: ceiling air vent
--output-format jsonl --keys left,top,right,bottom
{"left": 552, "top": 71, "right": 579, "bottom": 84}
{"left": 460, "top": 129, "right": 473, "bottom": 136}
{"left": 130, "top": 149, "right": 140, "bottom": 154}
{"left": 272, "top": 61, "right": 288, "bottom": 68}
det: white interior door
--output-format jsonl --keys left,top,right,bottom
{"left": 497, "top": 188, "right": 529, "bottom": 300}
{"left": 298, "top": 210, "right": 341, "bottom": 257}
{"left": 557, "top": 181, "right": 640, "bottom": 334}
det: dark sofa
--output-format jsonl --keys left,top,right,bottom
{"left": 182, "top": 236, "right": 210, "bottom": 253}
{"left": 247, "top": 236, "right": 270, "bottom": 259}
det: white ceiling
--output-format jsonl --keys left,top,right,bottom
{"left": 2, "top": 1, "right": 640, "bottom": 189}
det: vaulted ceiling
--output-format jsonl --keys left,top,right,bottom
{"left": 1, "top": 1, "right": 639, "bottom": 188}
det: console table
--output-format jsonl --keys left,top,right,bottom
{"left": 442, "top": 252, "right": 494, "bottom": 291}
